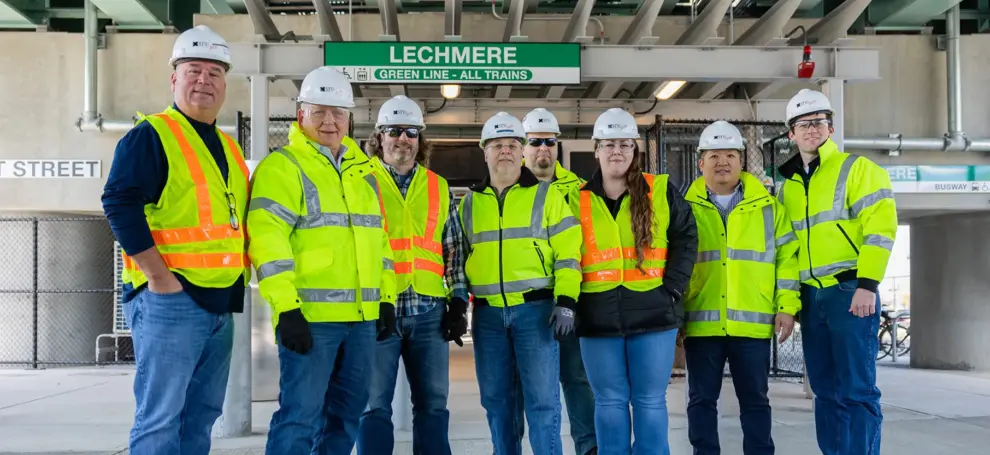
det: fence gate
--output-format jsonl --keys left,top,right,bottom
{"left": 648, "top": 117, "right": 804, "bottom": 380}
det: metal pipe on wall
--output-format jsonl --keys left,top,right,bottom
{"left": 946, "top": 3, "right": 964, "bottom": 142}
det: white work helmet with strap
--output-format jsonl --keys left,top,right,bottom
{"left": 298, "top": 66, "right": 356, "bottom": 108}
{"left": 785, "top": 89, "right": 833, "bottom": 126}
{"left": 480, "top": 112, "right": 525, "bottom": 147}
{"left": 169, "top": 25, "right": 232, "bottom": 71}
{"left": 592, "top": 108, "right": 640, "bottom": 140}
{"left": 698, "top": 120, "right": 745, "bottom": 151}
{"left": 522, "top": 108, "right": 561, "bottom": 134}
{"left": 376, "top": 95, "right": 426, "bottom": 129}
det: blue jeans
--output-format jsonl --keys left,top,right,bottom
{"left": 580, "top": 329, "right": 678, "bottom": 455}
{"left": 801, "top": 281, "right": 883, "bottom": 455}
{"left": 123, "top": 289, "right": 233, "bottom": 455}
{"left": 357, "top": 305, "right": 451, "bottom": 455}
{"left": 685, "top": 336, "right": 774, "bottom": 455}
{"left": 267, "top": 321, "right": 376, "bottom": 455}
{"left": 510, "top": 334, "right": 597, "bottom": 455}
{"left": 473, "top": 299, "right": 562, "bottom": 455}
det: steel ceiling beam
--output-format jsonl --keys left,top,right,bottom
{"left": 870, "top": 0, "right": 963, "bottom": 27}
{"left": 378, "top": 0, "right": 406, "bottom": 96}
{"left": 88, "top": 0, "right": 169, "bottom": 28}
{"left": 634, "top": 0, "right": 734, "bottom": 99}
{"left": 544, "top": 0, "right": 597, "bottom": 99}
{"left": 230, "top": 42, "right": 881, "bottom": 83}
{"left": 0, "top": 0, "right": 43, "bottom": 26}
{"left": 687, "top": 0, "right": 803, "bottom": 100}
{"left": 203, "top": 0, "right": 235, "bottom": 14}
{"left": 444, "top": 0, "right": 462, "bottom": 36}
{"left": 495, "top": 0, "right": 527, "bottom": 99}
{"left": 244, "top": 0, "right": 303, "bottom": 94}
{"left": 789, "top": 0, "right": 873, "bottom": 45}
{"left": 587, "top": 0, "right": 667, "bottom": 100}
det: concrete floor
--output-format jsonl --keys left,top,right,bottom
{"left": 0, "top": 349, "right": 988, "bottom": 455}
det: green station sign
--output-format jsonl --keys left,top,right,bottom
{"left": 323, "top": 42, "right": 582, "bottom": 85}
{"left": 883, "top": 165, "right": 990, "bottom": 193}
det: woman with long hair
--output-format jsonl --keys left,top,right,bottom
{"left": 570, "top": 108, "right": 698, "bottom": 455}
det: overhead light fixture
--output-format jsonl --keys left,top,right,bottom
{"left": 654, "top": 80, "right": 686, "bottom": 100}
{"left": 440, "top": 84, "right": 461, "bottom": 99}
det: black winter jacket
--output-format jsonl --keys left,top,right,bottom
{"left": 575, "top": 172, "right": 699, "bottom": 338}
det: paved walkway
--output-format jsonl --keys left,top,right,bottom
{"left": 1, "top": 357, "right": 988, "bottom": 454}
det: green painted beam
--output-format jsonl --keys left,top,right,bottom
{"left": 871, "top": 0, "right": 963, "bottom": 27}
{"left": 0, "top": 0, "right": 44, "bottom": 26}
{"left": 89, "top": 0, "right": 170, "bottom": 28}
{"left": 202, "top": 0, "right": 235, "bottom": 15}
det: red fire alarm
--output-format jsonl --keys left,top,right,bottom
{"left": 798, "top": 45, "right": 816, "bottom": 79}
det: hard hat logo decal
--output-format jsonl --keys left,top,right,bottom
{"left": 494, "top": 123, "right": 512, "bottom": 130}
{"left": 713, "top": 135, "right": 732, "bottom": 140}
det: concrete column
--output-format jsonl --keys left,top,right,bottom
{"left": 820, "top": 79, "right": 844, "bottom": 150}
{"left": 910, "top": 213, "right": 990, "bottom": 371}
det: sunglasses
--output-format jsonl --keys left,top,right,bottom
{"left": 527, "top": 137, "right": 558, "bottom": 147}
{"left": 382, "top": 126, "right": 420, "bottom": 139}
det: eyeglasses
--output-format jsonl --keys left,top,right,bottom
{"left": 225, "top": 192, "right": 239, "bottom": 231}
{"left": 488, "top": 143, "right": 521, "bottom": 153}
{"left": 792, "top": 118, "right": 830, "bottom": 132}
{"left": 382, "top": 126, "right": 420, "bottom": 139}
{"left": 307, "top": 107, "right": 350, "bottom": 124}
{"left": 599, "top": 140, "right": 636, "bottom": 153}
{"left": 527, "top": 137, "right": 558, "bottom": 148}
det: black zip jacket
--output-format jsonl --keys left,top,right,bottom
{"left": 576, "top": 171, "right": 699, "bottom": 338}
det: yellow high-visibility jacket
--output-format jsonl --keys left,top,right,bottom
{"left": 370, "top": 158, "right": 450, "bottom": 297}
{"left": 683, "top": 173, "right": 801, "bottom": 339}
{"left": 549, "top": 162, "right": 585, "bottom": 195}
{"left": 121, "top": 106, "right": 251, "bottom": 290}
{"left": 459, "top": 167, "right": 583, "bottom": 307}
{"left": 246, "top": 123, "right": 396, "bottom": 331}
{"left": 777, "top": 138, "right": 897, "bottom": 291}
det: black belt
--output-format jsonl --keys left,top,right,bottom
{"left": 473, "top": 288, "right": 554, "bottom": 307}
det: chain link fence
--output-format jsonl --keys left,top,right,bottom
{"left": 645, "top": 117, "right": 805, "bottom": 380}
{"left": 0, "top": 217, "right": 124, "bottom": 368}
{"left": 238, "top": 113, "right": 297, "bottom": 159}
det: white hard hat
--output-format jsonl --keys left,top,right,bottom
{"left": 480, "top": 112, "right": 525, "bottom": 147}
{"left": 592, "top": 108, "right": 639, "bottom": 140}
{"left": 698, "top": 121, "right": 745, "bottom": 151}
{"left": 169, "top": 25, "right": 232, "bottom": 71}
{"left": 376, "top": 95, "right": 425, "bottom": 129}
{"left": 785, "top": 89, "right": 833, "bottom": 125}
{"left": 298, "top": 66, "right": 355, "bottom": 108}
{"left": 522, "top": 108, "right": 561, "bottom": 134}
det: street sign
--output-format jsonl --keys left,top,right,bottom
{"left": 323, "top": 42, "right": 582, "bottom": 85}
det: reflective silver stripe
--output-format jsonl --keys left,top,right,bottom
{"left": 686, "top": 310, "right": 720, "bottom": 322}
{"left": 553, "top": 258, "right": 580, "bottom": 272}
{"left": 470, "top": 276, "right": 555, "bottom": 296}
{"left": 697, "top": 250, "right": 722, "bottom": 263}
{"left": 463, "top": 182, "right": 552, "bottom": 245}
{"left": 548, "top": 216, "right": 579, "bottom": 237}
{"left": 864, "top": 234, "right": 895, "bottom": 251}
{"left": 297, "top": 213, "right": 350, "bottom": 229}
{"left": 727, "top": 309, "right": 775, "bottom": 325}
{"left": 297, "top": 287, "right": 381, "bottom": 303}
{"left": 273, "top": 148, "right": 383, "bottom": 230}
{"left": 364, "top": 173, "right": 381, "bottom": 197}
{"left": 791, "top": 156, "right": 860, "bottom": 232}
{"left": 799, "top": 259, "right": 859, "bottom": 282}
{"left": 250, "top": 197, "right": 299, "bottom": 227}
{"left": 383, "top": 258, "right": 394, "bottom": 271}
{"left": 350, "top": 214, "right": 383, "bottom": 228}
{"left": 275, "top": 149, "right": 322, "bottom": 220}
{"left": 726, "top": 204, "right": 775, "bottom": 264}
{"left": 850, "top": 188, "right": 894, "bottom": 218}
{"left": 257, "top": 259, "right": 294, "bottom": 281}
{"left": 777, "top": 279, "right": 800, "bottom": 292}
{"left": 775, "top": 231, "right": 798, "bottom": 248}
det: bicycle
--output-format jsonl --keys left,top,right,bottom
{"left": 876, "top": 308, "right": 911, "bottom": 361}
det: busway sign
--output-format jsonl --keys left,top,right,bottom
{"left": 884, "top": 165, "right": 990, "bottom": 193}
{"left": 323, "top": 42, "right": 582, "bottom": 85}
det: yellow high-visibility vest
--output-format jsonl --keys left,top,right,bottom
{"left": 571, "top": 173, "right": 670, "bottom": 293}
{"left": 459, "top": 170, "right": 582, "bottom": 307}
{"left": 121, "top": 106, "right": 250, "bottom": 290}
{"left": 246, "top": 123, "right": 396, "bottom": 331}
{"left": 777, "top": 139, "right": 897, "bottom": 288}
{"left": 550, "top": 162, "right": 584, "bottom": 195}
{"left": 370, "top": 158, "right": 450, "bottom": 297}
{"left": 683, "top": 173, "right": 801, "bottom": 339}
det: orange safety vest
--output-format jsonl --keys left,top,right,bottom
{"left": 574, "top": 173, "right": 671, "bottom": 293}
{"left": 121, "top": 108, "right": 251, "bottom": 289}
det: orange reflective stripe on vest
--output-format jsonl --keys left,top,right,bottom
{"left": 382, "top": 170, "right": 444, "bottom": 277}
{"left": 578, "top": 174, "right": 666, "bottom": 283}
{"left": 122, "top": 113, "right": 249, "bottom": 272}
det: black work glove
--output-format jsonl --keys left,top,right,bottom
{"left": 277, "top": 308, "right": 313, "bottom": 355}
{"left": 441, "top": 297, "right": 470, "bottom": 347}
{"left": 549, "top": 296, "right": 577, "bottom": 340}
{"left": 376, "top": 302, "right": 396, "bottom": 342}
